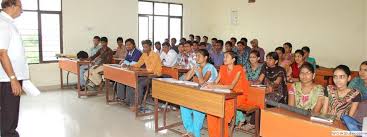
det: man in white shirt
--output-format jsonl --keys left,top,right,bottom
{"left": 160, "top": 42, "right": 177, "bottom": 67}
{"left": 0, "top": 0, "right": 29, "bottom": 136}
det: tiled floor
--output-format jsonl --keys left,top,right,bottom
{"left": 16, "top": 88, "right": 252, "bottom": 137}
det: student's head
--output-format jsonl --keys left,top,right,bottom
{"left": 164, "top": 38, "right": 169, "bottom": 43}
{"left": 298, "top": 63, "right": 315, "bottom": 83}
{"left": 237, "top": 41, "right": 245, "bottom": 51}
{"left": 249, "top": 50, "right": 260, "bottom": 65}
{"left": 93, "top": 36, "right": 101, "bottom": 46}
{"left": 214, "top": 40, "right": 223, "bottom": 52}
{"left": 195, "top": 49, "right": 211, "bottom": 65}
{"left": 171, "top": 38, "right": 177, "bottom": 46}
{"left": 180, "top": 38, "right": 187, "bottom": 43}
{"left": 275, "top": 47, "right": 285, "bottom": 57}
{"left": 225, "top": 41, "right": 233, "bottom": 52}
{"left": 183, "top": 41, "right": 192, "bottom": 54}
{"left": 100, "top": 37, "right": 108, "bottom": 47}
{"left": 1, "top": 0, "right": 23, "bottom": 18}
{"left": 142, "top": 40, "right": 153, "bottom": 53}
{"left": 154, "top": 42, "right": 161, "bottom": 50}
{"left": 230, "top": 37, "right": 237, "bottom": 45}
{"left": 162, "top": 42, "right": 171, "bottom": 53}
{"left": 211, "top": 38, "right": 218, "bottom": 45}
{"left": 294, "top": 49, "right": 305, "bottom": 64}
{"left": 192, "top": 41, "right": 199, "bottom": 51}
{"left": 240, "top": 37, "right": 248, "bottom": 45}
{"left": 359, "top": 61, "right": 367, "bottom": 80}
{"left": 189, "top": 34, "right": 194, "bottom": 41}
{"left": 195, "top": 35, "right": 201, "bottom": 42}
{"left": 250, "top": 39, "right": 259, "bottom": 48}
{"left": 125, "top": 38, "right": 136, "bottom": 51}
{"left": 265, "top": 52, "right": 279, "bottom": 68}
{"left": 283, "top": 42, "right": 292, "bottom": 53}
{"left": 117, "top": 37, "right": 123, "bottom": 47}
{"left": 199, "top": 42, "right": 207, "bottom": 49}
{"left": 178, "top": 43, "right": 184, "bottom": 54}
{"left": 203, "top": 36, "right": 209, "bottom": 43}
{"left": 302, "top": 46, "right": 311, "bottom": 58}
{"left": 223, "top": 51, "right": 238, "bottom": 65}
{"left": 333, "top": 65, "right": 352, "bottom": 89}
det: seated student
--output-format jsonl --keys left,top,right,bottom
{"left": 90, "top": 36, "right": 101, "bottom": 57}
{"left": 180, "top": 37, "right": 187, "bottom": 44}
{"left": 230, "top": 37, "right": 237, "bottom": 52}
{"left": 348, "top": 61, "right": 367, "bottom": 123}
{"left": 154, "top": 41, "right": 162, "bottom": 54}
{"left": 275, "top": 47, "right": 292, "bottom": 81}
{"left": 283, "top": 42, "right": 293, "bottom": 64}
{"left": 176, "top": 41, "right": 197, "bottom": 69}
{"left": 189, "top": 34, "right": 195, "bottom": 41}
{"left": 199, "top": 42, "right": 207, "bottom": 50}
{"left": 245, "top": 50, "right": 263, "bottom": 84}
{"left": 192, "top": 41, "right": 199, "bottom": 52}
{"left": 290, "top": 50, "right": 308, "bottom": 82}
{"left": 203, "top": 36, "right": 212, "bottom": 50}
{"left": 160, "top": 42, "right": 177, "bottom": 67}
{"left": 180, "top": 49, "right": 218, "bottom": 137}
{"left": 113, "top": 37, "right": 127, "bottom": 59}
{"left": 125, "top": 40, "right": 162, "bottom": 110}
{"left": 195, "top": 35, "right": 201, "bottom": 43}
{"left": 210, "top": 38, "right": 218, "bottom": 51}
{"left": 236, "top": 41, "right": 251, "bottom": 67}
{"left": 255, "top": 52, "right": 288, "bottom": 104}
{"left": 240, "top": 37, "right": 251, "bottom": 51}
{"left": 116, "top": 39, "right": 142, "bottom": 100}
{"left": 322, "top": 65, "right": 361, "bottom": 119}
{"left": 302, "top": 46, "right": 317, "bottom": 69}
{"left": 204, "top": 51, "right": 249, "bottom": 137}
{"left": 171, "top": 38, "right": 177, "bottom": 47}
{"left": 83, "top": 37, "right": 113, "bottom": 88}
{"left": 209, "top": 40, "right": 224, "bottom": 68}
{"left": 288, "top": 63, "right": 324, "bottom": 113}
{"left": 224, "top": 41, "right": 233, "bottom": 52}
{"left": 250, "top": 39, "right": 265, "bottom": 63}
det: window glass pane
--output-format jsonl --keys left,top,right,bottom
{"left": 138, "top": 1, "right": 153, "bottom": 14}
{"left": 41, "top": 14, "right": 61, "bottom": 61}
{"left": 170, "top": 18, "right": 181, "bottom": 41}
{"left": 170, "top": 4, "right": 182, "bottom": 16}
{"left": 22, "top": 0, "right": 38, "bottom": 10}
{"left": 14, "top": 12, "right": 39, "bottom": 63}
{"left": 40, "top": 0, "right": 61, "bottom": 11}
{"left": 154, "top": 3, "right": 168, "bottom": 15}
{"left": 154, "top": 16, "right": 168, "bottom": 44}
{"left": 139, "top": 16, "right": 148, "bottom": 50}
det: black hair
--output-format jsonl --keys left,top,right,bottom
{"left": 225, "top": 41, "right": 232, "bottom": 47}
{"left": 361, "top": 61, "right": 367, "bottom": 66}
{"left": 240, "top": 37, "right": 248, "bottom": 43}
{"left": 184, "top": 41, "right": 193, "bottom": 46}
{"left": 283, "top": 42, "right": 292, "bottom": 49}
{"left": 192, "top": 41, "right": 199, "bottom": 45}
{"left": 334, "top": 65, "right": 351, "bottom": 76}
{"left": 154, "top": 41, "right": 161, "bottom": 45}
{"left": 162, "top": 42, "right": 171, "bottom": 48}
{"left": 224, "top": 51, "right": 238, "bottom": 65}
{"left": 203, "top": 36, "right": 208, "bottom": 39}
{"left": 211, "top": 38, "right": 218, "bottom": 41}
{"left": 100, "top": 37, "right": 108, "bottom": 42}
{"left": 266, "top": 52, "right": 279, "bottom": 61}
{"left": 250, "top": 50, "right": 260, "bottom": 58}
{"left": 180, "top": 38, "right": 186, "bottom": 41}
{"left": 197, "top": 49, "right": 213, "bottom": 64}
{"left": 237, "top": 41, "right": 245, "bottom": 46}
{"left": 125, "top": 38, "right": 135, "bottom": 46}
{"left": 300, "top": 63, "right": 315, "bottom": 73}
{"left": 199, "top": 42, "right": 207, "bottom": 46}
{"left": 217, "top": 40, "right": 224, "bottom": 46}
{"left": 77, "top": 51, "right": 89, "bottom": 59}
{"left": 142, "top": 40, "right": 152, "bottom": 46}
{"left": 117, "top": 37, "right": 123, "bottom": 42}
{"left": 230, "top": 37, "right": 237, "bottom": 42}
{"left": 275, "top": 47, "right": 285, "bottom": 54}
{"left": 1, "top": 0, "right": 17, "bottom": 9}
{"left": 189, "top": 34, "right": 194, "bottom": 37}
{"left": 294, "top": 49, "right": 304, "bottom": 56}
{"left": 171, "top": 38, "right": 176, "bottom": 41}
{"left": 302, "top": 46, "right": 310, "bottom": 53}
{"left": 93, "top": 36, "right": 101, "bottom": 40}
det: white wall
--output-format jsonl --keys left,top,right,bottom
{"left": 29, "top": 0, "right": 208, "bottom": 87}
{"left": 203, "top": 0, "right": 367, "bottom": 70}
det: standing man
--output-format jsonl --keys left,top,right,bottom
{"left": 0, "top": 0, "right": 29, "bottom": 137}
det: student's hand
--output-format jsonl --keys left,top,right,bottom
{"left": 10, "top": 80, "right": 22, "bottom": 96}
{"left": 121, "top": 64, "right": 128, "bottom": 68}
{"left": 265, "top": 86, "right": 273, "bottom": 94}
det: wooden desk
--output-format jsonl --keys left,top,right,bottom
{"left": 161, "top": 66, "right": 189, "bottom": 80}
{"left": 152, "top": 79, "right": 242, "bottom": 137}
{"left": 58, "top": 58, "right": 91, "bottom": 97}
{"left": 260, "top": 108, "right": 347, "bottom": 137}
{"left": 103, "top": 64, "right": 152, "bottom": 117}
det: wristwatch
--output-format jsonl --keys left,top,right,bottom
{"left": 10, "top": 75, "right": 16, "bottom": 80}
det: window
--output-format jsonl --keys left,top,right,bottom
{"left": 138, "top": 1, "right": 183, "bottom": 49}
{"left": 1, "top": 0, "right": 63, "bottom": 63}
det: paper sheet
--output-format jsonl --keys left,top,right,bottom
{"left": 22, "top": 80, "right": 41, "bottom": 96}
{"left": 200, "top": 87, "right": 231, "bottom": 93}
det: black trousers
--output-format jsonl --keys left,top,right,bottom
{"left": 0, "top": 81, "right": 22, "bottom": 137}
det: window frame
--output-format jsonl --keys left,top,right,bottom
{"left": 138, "top": 0, "right": 183, "bottom": 48}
